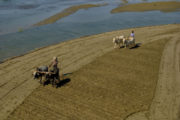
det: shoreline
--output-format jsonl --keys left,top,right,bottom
{"left": 0, "top": 24, "right": 180, "bottom": 120}
{"left": 0, "top": 23, "right": 178, "bottom": 64}
{"left": 1, "top": 1, "right": 180, "bottom": 36}
{"left": 34, "top": 3, "right": 107, "bottom": 26}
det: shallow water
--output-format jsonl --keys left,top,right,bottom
{"left": 0, "top": 0, "right": 180, "bottom": 61}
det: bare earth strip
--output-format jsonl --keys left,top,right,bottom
{"left": 126, "top": 36, "right": 180, "bottom": 119}
{"left": 0, "top": 24, "right": 180, "bottom": 120}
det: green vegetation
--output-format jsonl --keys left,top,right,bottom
{"left": 18, "top": 28, "right": 23, "bottom": 32}
{"left": 121, "top": 0, "right": 128, "bottom": 4}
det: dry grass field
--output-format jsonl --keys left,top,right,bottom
{"left": 7, "top": 39, "right": 168, "bottom": 120}
{"left": 0, "top": 24, "right": 180, "bottom": 120}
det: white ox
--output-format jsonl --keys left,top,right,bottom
{"left": 124, "top": 37, "right": 136, "bottom": 48}
{"left": 112, "top": 35, "right": 125, "bottom": 48}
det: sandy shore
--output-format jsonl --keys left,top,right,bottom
{"left": 0, "top": 24, "right": 180, "bottom": 120}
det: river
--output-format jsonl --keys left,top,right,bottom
{"left": 0, "top": 0, "right": 180, "bottom": 61}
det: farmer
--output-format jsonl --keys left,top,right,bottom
{"left": 130, "top": 30, "right": 135, "bottom": 38}
{"left": 49, "top": 56, "right": 58, "bottom": 68}
{"left": 48, "top": 56, "right": 60, "bottom": 80}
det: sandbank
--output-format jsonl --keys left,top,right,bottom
{"left": 111, "top": 1, "right": 180, "bottom": 13}
{"left": 34, "top": 4, "right": 106, "bottom": 26}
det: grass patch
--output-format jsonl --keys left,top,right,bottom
{"left": 153, "top": 27, "right": 180, "bottom": 37}
{"left": 121, "top": 0, "right": 128, "bottom": 4}
{"left": 18, "top": 28, "right": 23, "bottom": 32}
{"left": 70, "top": 38, "right": 169, "bottom": 119}
{"left": 111, "top": 1, "right": 180, "bottom": 13}
{"left": 7, "top": 38, "right": 169, "bottom": 120}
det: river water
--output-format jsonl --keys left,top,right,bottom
{"left": 0, "top": 0, "right": 180, "bottom": 61}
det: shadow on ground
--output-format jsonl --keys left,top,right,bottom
{"left": 56, "top": 78, "right": 71, "bottom": 88}
{"left": 42, "top": 73, "right": 72, "bottom": 88}
{"left": 120, "top": 43, "right": 141, "bottom": 49}
{"left": 130, "top": 43, "right": 141, "bottom": 49}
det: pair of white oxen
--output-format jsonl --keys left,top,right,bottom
{"left": 113, "top": 35, "right": 135, "bottom": 48}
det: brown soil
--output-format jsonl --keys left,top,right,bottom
{"left": 0, "top": 24, "right": 180, "bottom": 120}
{"left": 111, "top": 1, "right": 180, "bottom": 13}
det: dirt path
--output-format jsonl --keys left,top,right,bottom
{"left": 126, "top": 37, "right": 180, "bottom": 120}
{"left": 0, "top": 24, "right": 180, "bottom": 120}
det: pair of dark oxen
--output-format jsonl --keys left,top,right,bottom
{"left": 33, "top": 66, "right": 60, "bottom": 88}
